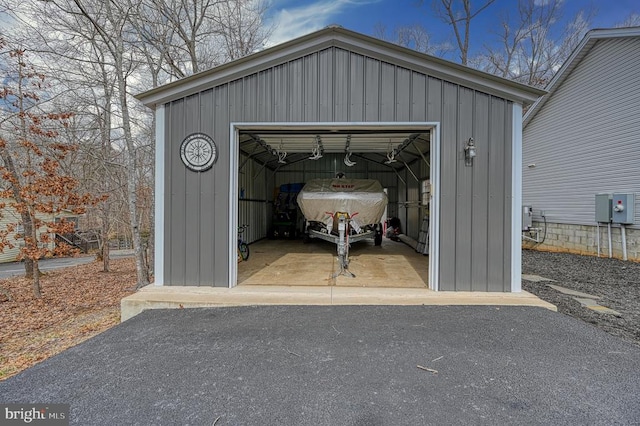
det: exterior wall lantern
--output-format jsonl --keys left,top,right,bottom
{"left": 464, "top": 137, "right": 476, "bottom": 166}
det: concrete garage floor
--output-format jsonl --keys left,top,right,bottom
{"left": 121, "top": 238, "right": 555, "bottom": 321}
{"left": 238, "top": 238, "right": 428, "bottom": 288}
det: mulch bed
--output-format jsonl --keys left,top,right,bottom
{"left": 523, "top": 249, "right": 640, "bottom": 347}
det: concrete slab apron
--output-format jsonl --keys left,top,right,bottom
{"left": 120, "top": 285, "right": 557, "bottom": 322}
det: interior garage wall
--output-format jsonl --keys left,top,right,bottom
{"left": 163, "top": 46, "right": 513, "bottom": 290}
{"left": 237, "top": 152, "right": 273, "bottom": 244}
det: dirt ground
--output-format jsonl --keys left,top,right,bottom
{"left": 522, "top": 249, "right": 640, "bottom": 347}
{"left": 0, "top": 258, "right": 136, "bottom": 380}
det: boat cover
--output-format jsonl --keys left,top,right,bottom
{"left": 298, "top": 178, "right": 388, "bottom": 231}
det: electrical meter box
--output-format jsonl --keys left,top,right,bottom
{"left": 612, "top": 193, "right": 635, "bottom": 224}
{"left": 595, "top": 194, "right": 612, "bottom": 223}
{"left": 522, "top": 205, "right": 533, "bottom": 231}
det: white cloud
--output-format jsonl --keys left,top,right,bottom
{"left": 266, "top": 0, "right": 380, "bottom": 46}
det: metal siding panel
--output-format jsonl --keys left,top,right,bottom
{"left": 503, "top": 104, "right": 513, "bottom": 292}
{"left": 334, "top": 49, "right": 350, "bottom": 120}
{"left": 257, "top": 69, "right": 273, "bottom": 121}
{"left": 364, "top": 57, "right": 380, "bottom": 121}
{"left": 184, "top": 94, "right": 202, "bottom": 285}
{"left": 427, "top": 77, "right": 442, "bottom": 121}
{"left": 213, "top": 85, "right": 230, "bottom": 286}
{"left": 199, "top": 89, "right": 216, "bottom": 284}
{"left": 386, "top": 185, "right": 399, "bottom": 218}
{"left": 228, "top": 79, "right": 243, "bottom": 123}
{"left": 523, "top": 37, "right": 640, "bottom": 230}
{"left": 455, "top": 87, "right": 474, "bottom": 291}
{"left": 487, "top": 97, "right": 507, "bottom": 290}
{"left": 243, "top": 74, "right": 258, "bottom": 121}
{"left": 274, "top": 64, "right": 288, "bottom": 121}
{"left": 439, "top": 82, "right": 458, "bottom": 290}
{"left": 304, "top": 53, "right": 319, "bottom": 121}
{"left": 396, "top": 67, "right": 411, "bottom": 121}
{"left": 318, "top": 49, "right": 334, "bottom": 121}
{"left": 163, "top": 103, "right": 173, "bottom": 284}
{"left": 289, "top": 58, "right": 304, "bottom": 121}
{"left": 471, "top": 92, "right": 490, "bottom": 291}
{"left": 254, "top": 157, "right": 266, "bottom": 200}
{"left": 380, "top": 62, "right": 395, "bottom": 121}
{"left": 349, "top": 53, "right": 365, "bottom": 121}
{"left": 411, "top": 72, "right": 427, "bottom": 122}
{"left": 168, "top": 99, "right": 187, "bottom": 285}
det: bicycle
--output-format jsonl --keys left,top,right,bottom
{"left": 237, "top": 224, "right": 250, "bottom": 262}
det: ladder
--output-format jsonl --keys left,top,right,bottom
{"left": 416, "top": 214, "right": 429, "bottom": 255}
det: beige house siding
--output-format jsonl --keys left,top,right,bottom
{"left": 0, "top": 199, "right": 78, "bottom": 264}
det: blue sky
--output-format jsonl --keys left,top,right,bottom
{"left": 266, "top": 0, "right": 640, "bottom": 58}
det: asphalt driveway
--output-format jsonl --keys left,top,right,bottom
{"left": 1, "top": 306, "right": 639, "bottom": 425}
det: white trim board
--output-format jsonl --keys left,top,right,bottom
{"left": 229, "top": 122, "right": 440, "bottom": 291}
{"left": 511, "top": 104, "right": 523, "bottom": 292}
{"left": 154, "top": 105, "right": 165, "bottom": 286}
{"left": 428, "top": 123, "right": 440, "bottom": 291}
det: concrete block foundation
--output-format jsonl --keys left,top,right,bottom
{"left": 523, "top": 221, "right": 640, "bottom": 261}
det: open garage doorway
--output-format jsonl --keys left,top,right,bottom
{"left": 229, "top": 123, "right": 440, "bottom": 290}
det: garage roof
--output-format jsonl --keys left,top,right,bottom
{"left": 136, "top": 26, "right": 545, "bottom": 109}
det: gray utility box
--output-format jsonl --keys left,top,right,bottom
{"left": 522, "top": 206, "right": 533, "bottom": 231}
{"left": 612, "top": 193, "right": 635, "bottom": 224}
{"left": 595, "top": 194, "right": 612, "bottom": 223}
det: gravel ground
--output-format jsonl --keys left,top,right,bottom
{"left": 522, "top": 249, "right": 640, "bottom": 347}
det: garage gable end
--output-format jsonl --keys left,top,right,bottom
{"left": 150, "top": 27, "right": 537, "bottom": 292}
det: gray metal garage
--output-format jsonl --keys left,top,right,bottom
{"left": 136, "top": 26, "right": 543, "bottom": 292}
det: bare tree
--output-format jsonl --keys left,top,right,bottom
{"left": 2, "top": 0, "right": 274, "bottom": 290}
{"left": 1, "top": 2, "right": 123, "bottom": 274}
{"left": 214, "top": 0, "right": 271, "bottom": 60}
{"left": 481, "top": 0, "right": 591, "bottom": 87}
{"left": 136, "top": 0, "right": 271, "bottom": 80}
{"left": 45, "top": 0, "right": 151, "bottom": 288}
{"left": 431, "top": 0, "right": 496, "bottom": 65}
{"left": 373, "top": 22, "right": 448, "bottom": 55}
{"left": 616, "top": 13, "right": 640, "bottom": 27}
{"left": 0, "top": 46, "right": 100, "bottom": 297}
{"left": 139, "top": 0, "right": 228, "bottom": 78}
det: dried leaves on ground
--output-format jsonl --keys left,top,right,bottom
{"left": 0, "top": 257, "right": 136, "bottom": 380}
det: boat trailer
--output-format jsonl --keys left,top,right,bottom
{"left": 305, "top": 213, "right": 381, "bottom": 278}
